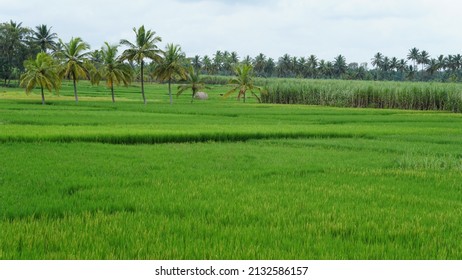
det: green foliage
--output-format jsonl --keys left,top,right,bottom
{"left": 152, "top": 43, "right": 188, "bottom": 104}
{"left": 97, "top": 42, "right": 132, "bottom": 103}
{"left": 119, "top": 25, "right": 162, "bottom": 104}
{"left": 0, "top": 21, "right": 36, "bottom": 85}
{"left": 177, "top": 67, "right": 210, "bottom": 102}
{"left": 0, "top": 96, "right": 462, "bottom": 259}
{"left": 262, "top": 79, "right": 462, "bottom": 112}
{"left": 224, "top": 64, "right": 262, "bottom": 103}
{"left": 30, "top": 24, "right": 57, "bottom": 53}
{"left": 56, "top": 37, "right": 91, "bottom": 103}
{"left": 19, "top": 52, "right": 60, "bottom": 105}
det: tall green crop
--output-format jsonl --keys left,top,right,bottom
{"left": 261, "top": 79, "right": 462, "bottom": 112}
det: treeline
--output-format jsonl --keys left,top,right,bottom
{"left": 2, "top": 20, "right": 462, "bottom": 88}
{"left": 192, "top": 50, "right": 462, "bottom": 82}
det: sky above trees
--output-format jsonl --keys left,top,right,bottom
{"left": 1, "top": 0, "right": 462, "bottom": 64}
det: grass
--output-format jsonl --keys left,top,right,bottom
{"left": 1, "top": 80, "right": 462, "bottom": 259}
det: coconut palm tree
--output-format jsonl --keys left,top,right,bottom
{"left": 202, "top": 55, "right": 212, "bottom": 74}
{"left": 212, "top": 50, "right": 223, "bottom": 74}
{"left": 242, "top": 55, "right": 253, "bottom": 66}
{"left": 30, "top": 24, "right": 57, "bottom": 53}
{"left": 224, "top": 64, "right": 262, "bottom": 103}
{"left": 264, "top": 58, "right": 276, "bottom": 77}
{"left": 397, "top": 59, "right": 407, "bottom": 73}
{"left": 307, "top": 55, "right": 318, "bottom": 78}
{"left": 371, "top": 52, "right": 383, "bottom": 80}
{"left": 230, "top": 51, "right": 239, "bottom": 65}
{"left": 436, "top": 55, "right": 447, "bottom": 73}
{"left": 390, "top": 57, "right": 399, "bottom": 73}
{"left": 177, "top": 66, "right": 210, "bottom": 103}
{"left": 120, "top": 25, "right": 162, "bottom": 104}
{"left": 407, "top": 47, "right": 420, "bottom": 71}
{"left": 56, "top": 37, "right": 91, "bottom": 103}
{"left": 191, "top": 55, "right": 202, "bottom": 71}
{"left": 253, "top": 53, "right": 266, "bottom": 76}
{"left": 418, "top": 50, "right": 430, "bottom": 72}
{"left": 98, "top": 42, "right": 132, "bottom": 103}
{"left": 297, "top": 57, "right": 307, "bottom": 77}
{"left": 0, "top": 21, "right": 31, "bottom": 86}
{"left": 277, "top": 54, "right": 292, "bottom": 77}
{"left": 333, "top": 55, "right": 347, "bottom": 78}
{"left": 152, "top": 43, "right": 188, "bottom": 105}
{"left": 426, "top": 58, "right": 439, "bottom": 77}
{"left": 20, "top": 52, "right": 60, "bottom": 105}
{"left": 381, "top": 56, "right": 390, "bottom": 73}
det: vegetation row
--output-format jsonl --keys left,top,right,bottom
{"left": 0, "top": 130, "right": 364, "bottom": 145}
{"left": 3, "top": 20, "right": 462, "bottom": 87}
{"left": 260, "top": 79, "right": 462, "bottom": 112}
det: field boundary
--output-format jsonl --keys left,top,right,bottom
{"left": 0, "top": 131, "right": 373, "bottom": 145}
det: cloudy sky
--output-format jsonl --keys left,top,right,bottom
{"left": 2, "top": 0, "right": 462, "bottom": 65}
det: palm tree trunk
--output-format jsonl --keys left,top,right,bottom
{"left": 168, "top": 79, "right": 173, "bottom": 105}
{"left": 141, "top": 61, "right": 146, "bottom": 105}
{"left": 40, "top": 85, "right": 45, "bottom": 105}
{"left": 191, "top": 90, "right": 195, "bottom": 103}
{"left": 72, "top": 72, "right": 78, "bottom": 103}
{"left": 111, "top": 84, "right": 115, "bottom": 103}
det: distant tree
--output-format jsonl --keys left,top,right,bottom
{"left": 397, "top": 59, "right": 407, "bottom": 73}
{"left": 152, "top": 43, "right": 188, "bottom": 105}
{"left": 120, "top": 25, "right": 162, "bottom": 104}
{"left": 290, "top": 56, "right": 299, "bottom": 76}
{"left": 333, "top": 55, "right": 347, "bottom": 78}
{"left": 224, "top": 64, "right": 262, "bottom": 103}
{"left": 30, "top": 24, "right": 57, "bottom": 53}
{"left": 381, "top": 56, "right": 390, "bottom": 73}
{"left": 390, "top": 57, "right": 398, "bottom": 72}
{"left": 277, "top": 54, "right": 292, "bottom": 77}
{"left": 253, "top": 53, "right": 267, "bottom": 77}
{"left": 0, "top": 21, "right": 32, "bottom": 86}
{"left": 355, "top": 64, "right": 368, "bottom": 80}
{"left": 426, "top": 58, "right": 439, "bottom": 77}
{"left": 436, "top": 55, "right": 447, "bottom": 73}
{"left": 230, "top": 51, "right": 239, "bottom": 65}
{"left": 242, "top": 55, "right": 253, "bottom": 66}
{"left": 89, "top": 49, "right": 103, "bottom": 65}
{"left": 212, "top": 50, "right": 223, "bottom": 74}
{"left": 318, "top": 59, "right": 333, "bottom": 78}
{"left": 177, "top": 66, "right": 210, "bottom": 102}
{"left": 56, "top": 37, "right": 91, "bottom": 103}
{"left": 307, "top": 55, "right": 318, "bottom": 78}
{"left": 371, "top": 52, "right": 383, "bottom": 79}
{"left": 202, "top": 55, "right": 212, "bottom": 74}
{"left": 418, "top": 50, "right": 430, "bottom": 72}
{"left": 415, "top": 50, "right": 429, "bottom": 80}
{"left": 297, "top": 57, "right": 307, "bottom": 77}
{"left": 20, "top": 52, "right": 60, "bottom": 105}
{"left": 264, "top": 58, "right": 276, "bottom": 77}
{"left": 98, "top": 42, "right": 132, "bottom": 103}
{"left": 407, "top": 47, "right": 420, "bottom": 71}
{"left": 220, "top": 51, "right": 238, "bottom": 75}
{"left": 191, "top": 55, "right": 202, "bottom": 70}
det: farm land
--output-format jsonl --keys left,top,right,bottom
{"left": 1, "top": 80, "right": 461, "bottom": 259}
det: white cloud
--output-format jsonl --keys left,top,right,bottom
{"left": 1, "top": 0, "right": 462, "bottom": 64}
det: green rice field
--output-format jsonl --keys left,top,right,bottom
{"left": 0, "top": 81, "right": 461, "bottom": 259}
